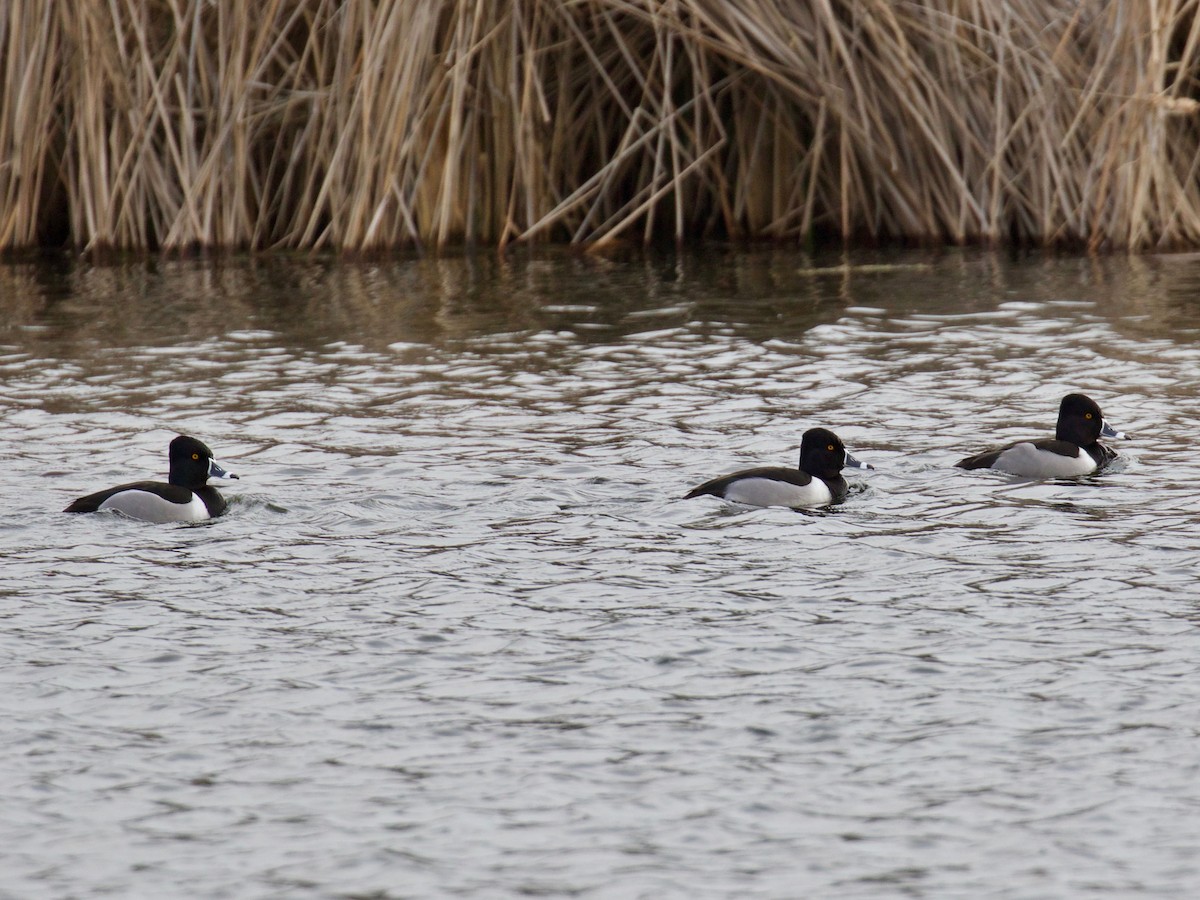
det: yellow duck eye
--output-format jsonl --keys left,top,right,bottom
{"left": 1085, "top": 412, "right": 1093, "bottom": 419}
{"left": 827, "top": 444, "right": 835, "bottom": 451}
{"left": 192, "top": 453, "right": 200, "bottom": 460}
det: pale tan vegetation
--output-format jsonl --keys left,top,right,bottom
{"left": 2, "top": 1, "right": 1200, "bottom": 252}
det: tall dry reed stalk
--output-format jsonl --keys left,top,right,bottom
{"left": 1, "top": 0, "right": 1199, "bottom": 252}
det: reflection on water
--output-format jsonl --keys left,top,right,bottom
{"left": 2, "top": 248, "right": 1200, "bottom": 897}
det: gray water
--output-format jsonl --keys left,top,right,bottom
{"left": 2, "top": 248, "right": 1199, "bottom": 899}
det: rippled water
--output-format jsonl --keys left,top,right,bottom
{"left": 3, "top": 249, "right": 1200, "bottom": 897}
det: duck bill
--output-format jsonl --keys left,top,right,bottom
{"left": 208, "top": 459, "right": 239, "bottom": 480}
{"left": 844, "top": 451, "right": 874, "bottom": 470}
{"left": 1100, "top": 420, "right": 1128, "bottom": 440}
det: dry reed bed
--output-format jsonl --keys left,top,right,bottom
{"left": 2, "top": 0, "right": 1200, "bottom": 251}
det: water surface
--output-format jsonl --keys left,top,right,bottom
{"left": 3, "top": 249, "right": 1200, "bottom": 898}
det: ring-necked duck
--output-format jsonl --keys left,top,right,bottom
{"left": 64, "top": 435, "right": 239, "bottom": 523}
{"left": 956, "top": 393, "right": 1128, "bottom": 478}
{"left": 684, "top": 427, "right": 873, "bottom": 509}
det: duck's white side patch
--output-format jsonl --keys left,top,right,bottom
{"left": 992, "top": 442, "right": 1096, "bottom": 478}
{"left": 99, "top": 490, "right": 209, "bottom": 523}
{"left": 723, "top": 477, "right": 833, "bottom": 509}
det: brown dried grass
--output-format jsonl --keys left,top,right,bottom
{"left": 2, "top": 0, "right": 1200, "bottom": 252}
